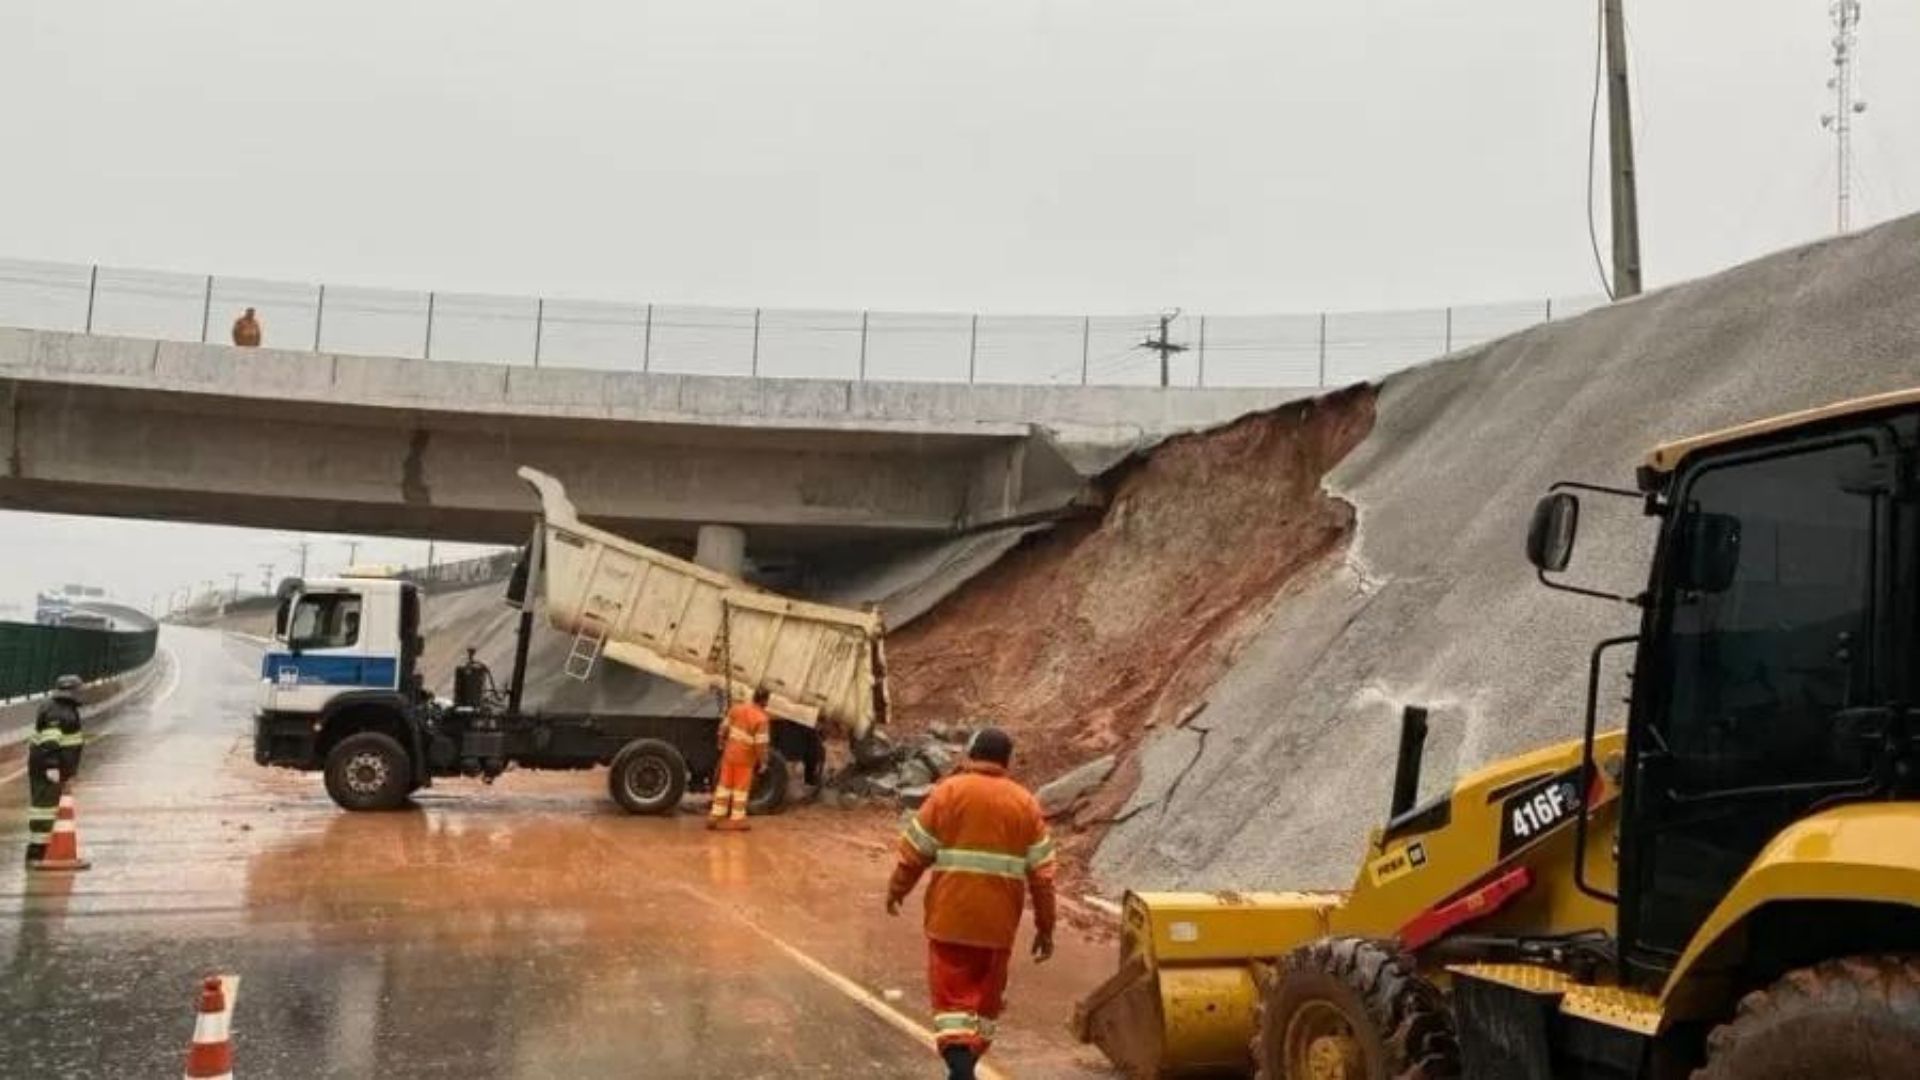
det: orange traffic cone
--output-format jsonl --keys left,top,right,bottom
{"left": 184, "top": 975, "right": 235, "bottom": 1080}
{"left": 29, "top": 784, "right": 90, "bottom": 872}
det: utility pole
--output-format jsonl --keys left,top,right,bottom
{"left": 1603, "top": 0, "right": 1643, "bottom": 298}
{"left": 228, "top": 573, "right": 243, "bottom": 602}
{"left": 293, "top": 540, "right": 311, "bottom": 580}
{"left": 1137, "top": 311, "right": 1189, "bottom": 388}
{"left": 259, "top": 563, "right": 276, "bottom": 595}
{"left": 345, "top": 540, "right": 361, "bottom": 568}
{"left": 1822, "top": 0, "right": 1867, "bottom": 233}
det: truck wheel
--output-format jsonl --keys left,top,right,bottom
{"left": 747, "top": 749, "right": 792, "bottom": 816}
{"left": 1694, "top": 956, "right": 1920, "bottom": 1079}
{"left": 609, "top": 738, "right": 688, "bottom": 815}
{"left": 324, "top": 732, "right": 413, "bottom": 811}
{"left": 1253, "top": 937, "right": 1458, "bottom": 1080}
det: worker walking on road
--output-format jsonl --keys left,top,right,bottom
{"left": 25, "top": 675, "right": 85, "bottom": 867}
{"left": 887, "top": 727, "right": 1056, "bottom": 1080}
{"left": 231, "top": 307, "right": 262, "bottom": 347}
{"left": 709, "top": 687, "right": 771, "bottom": 831}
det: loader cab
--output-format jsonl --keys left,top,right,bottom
{"left": 1534, "top": 402, "right": 1920, "bottom": 990}
{"left": 262, "top": 573, "right": 423, "bottom": 716}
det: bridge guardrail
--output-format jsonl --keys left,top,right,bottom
{"left": 0, "top": 257, "right": 1605, "bottom": 390}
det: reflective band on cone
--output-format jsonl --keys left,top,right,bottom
{"left": 184, "top": 975, "right": 235, "bottom": 1080}
{"left": 30, "top": 785, "right": 90, "bottom": 872}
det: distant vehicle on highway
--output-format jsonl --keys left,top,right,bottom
{"left": 36, "top": 583, "right": 109, "bottom": 626}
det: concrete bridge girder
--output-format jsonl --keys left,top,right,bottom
{"left": 0, "top": 327, "right": 1306, "bottom": 555}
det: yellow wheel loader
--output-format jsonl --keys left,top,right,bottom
{"left": 1075, "top": 388, "right": 1920, "bottom": 1079}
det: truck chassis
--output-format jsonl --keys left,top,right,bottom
{"left": 254, "top": 604, "right": 826, "bottom": 815}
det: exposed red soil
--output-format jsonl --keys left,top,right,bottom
{"left": 887, "top": 386, "right": 1377, "bottom": 888}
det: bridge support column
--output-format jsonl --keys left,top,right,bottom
{"left": 694, "top": 524, "right": 747, "bottom": 577}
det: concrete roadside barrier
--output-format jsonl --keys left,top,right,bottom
{"left": 0, "top": 652, "right": 171, "bottom": 785}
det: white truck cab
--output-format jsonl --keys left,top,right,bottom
{"left": 259, "top": 570, "right": 423, "bottom": 718}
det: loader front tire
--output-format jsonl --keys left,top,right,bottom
{"left": 1694, "top": 955, "right": 1920, "bottom": 1080}
{"left": 1254, "top": 937, "right": 1458, "bottom": 1080}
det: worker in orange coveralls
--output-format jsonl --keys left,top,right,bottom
{"left": 887, "top": 727, "right": 1056, "bottom": 1080}
{"left": 708, "top": 687, "right": 771, "bottom": 831}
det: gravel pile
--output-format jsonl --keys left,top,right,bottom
{"left": 1095, "top": 212, "right": 1920, "bottom": 891}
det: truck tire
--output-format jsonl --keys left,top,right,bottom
{"left": 747, "top": 749, "right": 792, "bottom": 816}
{"left": 324, "top": 732, "right": 414, "bottom": 811}
{"left": 1694, "top": 955, "right": 1920, "bottom": 1079}
{"left": 1253, "top": 937, "right": 1459, "bottom": 1080}
{"left": 609, "top": 738, "right": 689, "bottom": 815}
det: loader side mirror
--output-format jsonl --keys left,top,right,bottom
{"left": 1526, "top": 493, "right": 1580, "bottom": 573}
{"left": 1676, "top": 511, "right": 1741, "bottom": 595}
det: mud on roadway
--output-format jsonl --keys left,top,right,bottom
{"left": 0, "top": 627, "right": 1121, "bottom": 1079}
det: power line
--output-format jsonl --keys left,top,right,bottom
{"left": 1136, "top": 311, "right": 1190, "bottom": 388}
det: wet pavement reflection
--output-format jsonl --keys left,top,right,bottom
{"left": 1, "top": 628, "right": 1118, "bottom": 1078}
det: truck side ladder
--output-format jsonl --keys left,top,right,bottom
{"left": 563, "top": 612, "right": 610, "bottom": 680}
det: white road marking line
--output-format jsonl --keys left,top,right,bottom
{"left": 674, "top": 882, "right": 1012, "bottom": 1080}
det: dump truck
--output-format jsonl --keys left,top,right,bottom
{"left": 253, "top": 467, "right": 890, "bottom": 814}
{"left": 1075, "top": 387, "right": 1920, "bottom": 1078}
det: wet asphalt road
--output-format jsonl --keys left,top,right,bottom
{"left": 0, "top": 628, "right": 1119, "bottom": 1079}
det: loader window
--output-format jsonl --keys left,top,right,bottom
{"left": 1631, "top": 437, "right": 1881, "bottom": 963}
{"left": 289, "top": 593, "right": 363, "bottom": 651}
{"left": 1656, "top": 440, "right": 1876, "bottom": 791}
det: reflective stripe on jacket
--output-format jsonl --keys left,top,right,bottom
{"left": 29, "top": 697, "right": 83, "bottom": 777}
{"left": 890, "top": 761, "right": 1057, "bottom": 950}
{"left": 720, "top": 702, "right": 771, "bottom": 770}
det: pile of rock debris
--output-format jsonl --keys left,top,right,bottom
{"left": 822, "top": 724, "right": 1118, "bottom": 818}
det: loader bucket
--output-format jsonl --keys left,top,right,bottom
{"left": 1073, "top": 953, "right": 1258, "bottom": 1077}
{"left": 1076, "top": 890, "right": 1342, "bottom": 1076}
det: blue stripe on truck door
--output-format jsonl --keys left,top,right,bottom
{"left": 260, "top": 652, "right": 399, "bottom": 689}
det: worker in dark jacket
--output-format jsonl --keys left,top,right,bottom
{"left": 25, "top": 675, "right": 85, "bottom": 866}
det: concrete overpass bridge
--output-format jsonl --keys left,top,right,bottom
{"left": 0, "top": 326, "right": 1305, "bottom": 559}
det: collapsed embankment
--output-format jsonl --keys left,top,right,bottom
{"left": 885, "top": 386, "right": 1374, "bottom": 880}
{"left": 877, "top": 212, "right": 1920, "bottom": 896}
{"left": 1085, "top": 212, "right": 1920, "bottom": 891}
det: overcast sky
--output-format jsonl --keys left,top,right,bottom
{"left": 0, "top": 0, "right": 1914, "bottom": 610}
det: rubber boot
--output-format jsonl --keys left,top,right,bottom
{"left": 941, "top": 1044, "right": 979, "bottom": 1080}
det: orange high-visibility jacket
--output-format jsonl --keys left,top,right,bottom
{"left": 720, "top": 702, "right": 771, "bottom": 770}
{"left": 889, "top": 762, "right": 1057, "bottom": 950}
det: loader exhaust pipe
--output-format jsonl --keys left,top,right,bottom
{"left": 1390, "top": 705, "right": 1429, "bottom": 821}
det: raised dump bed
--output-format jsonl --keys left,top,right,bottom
{"left": 518, "top": 467, "right": 890, "bottom": 745}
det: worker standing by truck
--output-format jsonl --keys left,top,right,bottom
{"left": 708, "top": 688, "right": 771, "bottom": 831}
{"left": 24, "top": 675, "right": 84, "bottom": 866}
{"left": 886, "top": 727, "right": 1056, "bottom": 1080}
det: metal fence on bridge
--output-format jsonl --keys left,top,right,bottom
{"left": 0, "top": 620, "right": 159, "bottom": 702}
{"left": 0, "top": 257, "right": 1606, "bottom": 389}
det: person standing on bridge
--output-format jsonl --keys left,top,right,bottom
{"left": 24, "top": 675, "right": 85, "bottom": 867}
{"left": 231, "top": 307, "right": 262, "bottom": 347}
{"left": 708, "top": 687, "right": 771, "bottom": 831}
{"left": 887, "top": 727, "right": 1056, "bottom": 1080}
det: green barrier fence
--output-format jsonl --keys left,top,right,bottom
{"left": 0, "top": 621, "right": 158, "bottom": 701}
